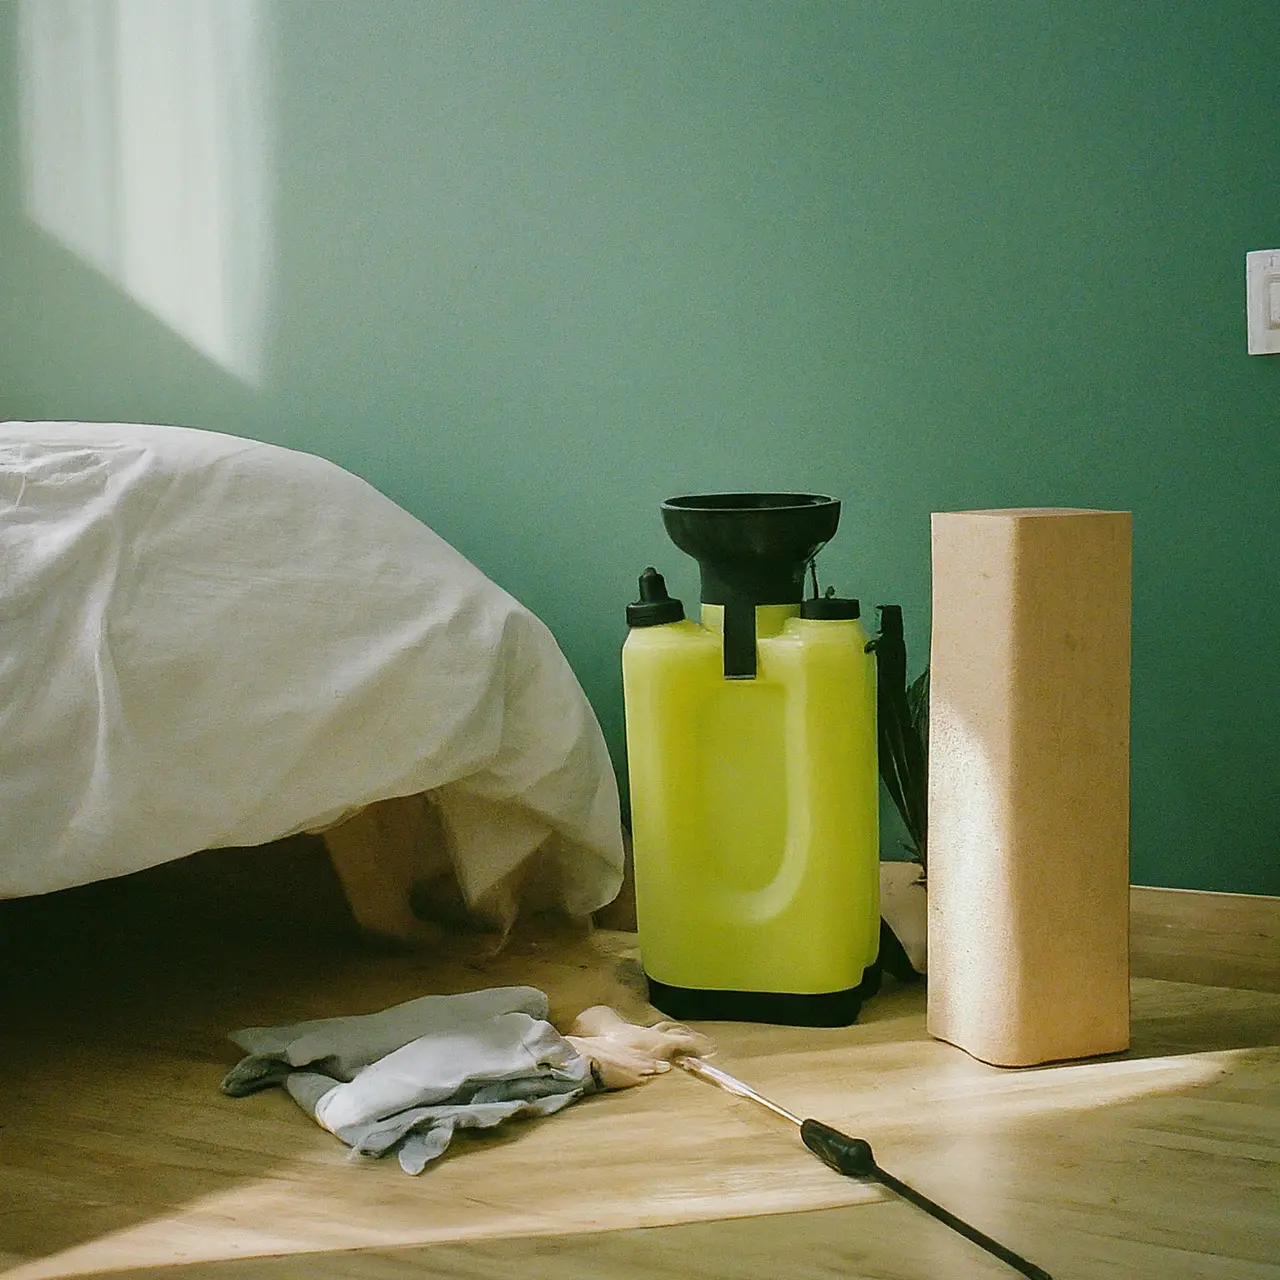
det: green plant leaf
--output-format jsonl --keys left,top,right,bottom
{"left": 907, "top": 666, "right": 930, "bottom": 758}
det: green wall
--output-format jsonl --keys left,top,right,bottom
{"left": 1, "top": 2, "right": 1276, "bottom": 894}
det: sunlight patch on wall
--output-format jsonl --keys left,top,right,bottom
{"left": 18, "top": 0, "right": 272, "bottom": 386}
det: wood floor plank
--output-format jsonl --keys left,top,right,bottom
{"left": 1131, "top": 886, "right": 1280, "bottom": 992}
{"left": 2, "top": 848, "right": 1278, "bottom": 1279}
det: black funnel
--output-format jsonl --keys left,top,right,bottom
{"left": 661, "top": 493, "right": 841, "bottom": 679}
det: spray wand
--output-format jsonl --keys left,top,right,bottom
{"left": 677, "top": 1057, "right": 1052, "bottom": 1280}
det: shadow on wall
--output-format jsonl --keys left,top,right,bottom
{"left": 17, "top": 0, "right": 271, "bottom": 388}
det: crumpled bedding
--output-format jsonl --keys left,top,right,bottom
{"left": 0, "top": 421, "right": 624, "bottom": 919}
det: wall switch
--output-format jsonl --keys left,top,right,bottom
{"left": 1246, "top": 250, "right": 1280, "bottom": 354}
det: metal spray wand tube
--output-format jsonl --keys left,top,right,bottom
{"left": 676, "top": 1058, "right": 1053, "bottom": 1280}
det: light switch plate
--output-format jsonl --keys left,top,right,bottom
{"left": 1246, "top": 250, "right": 1280, "bottom": 355}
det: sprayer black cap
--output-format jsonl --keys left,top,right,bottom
{"left": 800, "top": 596, "right": 861, "bottom": 620}
{"left": 627, "top": 567, "right": 685, "bottom": 627}
{"left": 876, "top": 603, "right": 904, "bottom": 635}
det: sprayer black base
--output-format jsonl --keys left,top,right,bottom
{"left": 645, "top": 970, "right": 878, "bottom": 1028}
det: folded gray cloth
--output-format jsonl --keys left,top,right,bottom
{"left": 222, "top": 986, "right": 594, "bottom": 1174}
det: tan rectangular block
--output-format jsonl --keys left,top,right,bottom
{"left": 927, "top": 508, "right": 1132, "bottom": 1066}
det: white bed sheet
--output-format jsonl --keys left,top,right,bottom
{"left": 0, "top": 422, "right": 623, "bottom": 918}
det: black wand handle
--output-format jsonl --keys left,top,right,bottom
{"left": 800, "top": 1119, "right": 1054, "bottom": 1280}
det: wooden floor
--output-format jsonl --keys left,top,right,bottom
{"left": 2, "top": 840, "right": 1278, "bottom": 1280}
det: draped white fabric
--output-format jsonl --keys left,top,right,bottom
{"left": 0, "top": 422, "right": 623, "bottom": 917}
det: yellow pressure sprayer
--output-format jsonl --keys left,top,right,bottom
{"left": 622, "top": 493, "right": 880, "bottom": 1026}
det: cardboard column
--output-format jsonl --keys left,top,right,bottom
{"left": 927, "top": 509, "right": 1132, "bottom": 1067}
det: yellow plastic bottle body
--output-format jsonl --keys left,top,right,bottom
{"left": 622, "top": 604, "right": 879, "bottom": 997}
